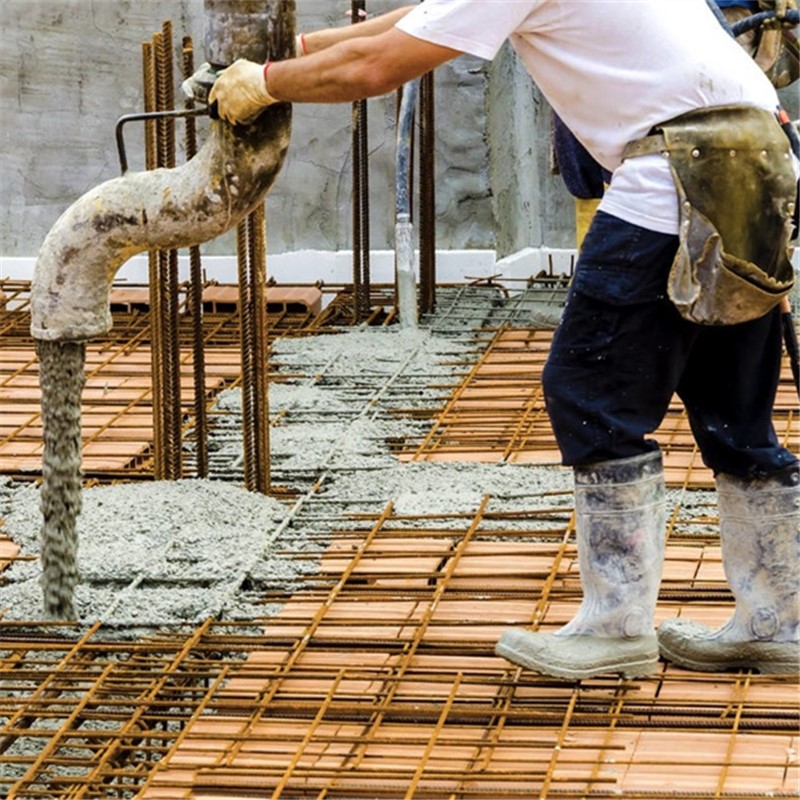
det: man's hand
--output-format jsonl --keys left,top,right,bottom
{"left": 758, "top": 0, "right": 798, "bottom": 26}
{"left": 208, "top": 59, "right": 278, "bottom": 125}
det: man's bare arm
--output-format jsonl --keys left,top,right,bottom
{"left": 301, "top": 6, "right": 415, "bottom": 55}
{"left": 270, "top": 28, "right": 461, "bottom": 103}
{"left": 208, "top": 11, "right": 461, "bottom": 123}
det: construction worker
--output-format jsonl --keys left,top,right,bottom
{"left": 551, "top": 0, "right": 799, "bottom": 245}
{"left": 209, "top": 0, "right": 800, "bottom": 678}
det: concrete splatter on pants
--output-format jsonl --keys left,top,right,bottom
{"left": 542, "top": 210, "right": 797, "bottom": 478}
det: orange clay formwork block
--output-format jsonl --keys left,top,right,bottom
{"left": 200, "top": 285, "right": 238, "bottom": 314}
{"left": 0, "top": 340, "right": 243, "bottom": 476}
{"left": 136, "top": 533, "right": 798, "bottom": 800}
{"left": 267, "top": 286, "right": 322, "bottom": 316}
{"left": 201, "top": 284, "right": 322, "bottom": 316}
{"left": 0, "top": 536, "right": 20, "bottom": 571}
{"left": 109, "top": 288, "right": 152, "bottom": 313}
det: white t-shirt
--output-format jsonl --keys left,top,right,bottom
{"left": 396, "top": 0, "right": 781, "bottom": 234}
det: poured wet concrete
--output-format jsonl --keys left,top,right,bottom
{"left": 36, "top": 340, "right": 85, "bottom": 619}
{"left": 0, "top": 323, "right": 570, "bottom": 632}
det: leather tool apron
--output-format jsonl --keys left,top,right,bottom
{"left": 623, "top": 105, "right": 796, "bottom": 325}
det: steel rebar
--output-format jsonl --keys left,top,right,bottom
{"left": 181, "top": 35, "right": 210, "bottom": 478}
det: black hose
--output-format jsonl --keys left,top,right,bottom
{"left": 395, "top": 80, "right": 420, "bottom": 218}
{"left": 730, "top": 8, "right": 799, "bottom": 36}
{"left": 705, "top": 0, "right": 735, "bottom": 36}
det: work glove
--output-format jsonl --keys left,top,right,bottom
{"left": 181, "top": 62, "right": 218, "bottom": 106}
{"left": 752, "top": 1, "right": 800, "bottom": 85}
{"left": 758, "top": 0, "right": 798, "bottom": 27}
{"left": 208, "top": 59, "right": 277, "bottom": 125}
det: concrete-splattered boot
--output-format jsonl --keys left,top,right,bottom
{"left": 495, "top": 451, "right": 665, "bottom": 679}
{"left": 658, "top": 468, "right": 800, "bottom": 674}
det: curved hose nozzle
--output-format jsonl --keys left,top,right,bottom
{"left": 31, "top": 108, "right": 290, "bottom": 341}
{"left": 31, "top": 0, "right": 296, "bottom": 342}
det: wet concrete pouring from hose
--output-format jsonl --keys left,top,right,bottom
{"left": 36, "top": 339, "right": 86, "bottom": 620}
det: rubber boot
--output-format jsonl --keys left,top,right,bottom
{"left": 658, "top": 467, "right": 800, "bottom": 674}
{"left": 495, "top": 451, "right": 665, "bottom": 679}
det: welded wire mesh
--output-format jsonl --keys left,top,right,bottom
{"left": 3, "top": 501, "right": 797, "bottom": 799}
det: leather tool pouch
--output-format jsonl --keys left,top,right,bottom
{"left": 623, "top": 106, "right": 797, "bottom": 325}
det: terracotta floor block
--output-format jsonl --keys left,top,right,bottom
{"left": 0, "top": 535, "right": 20, "bottom": 570}
{"left": 132, "top": 534, "right": 799, "bottom": 798}
{"left": 3, "top": 298, "right": 798, "bottom": 799}
{"left": 403, "top": 327, "right": 797, "bottom": 490}
{"left": 201, "top": 284, "right": 323, "bottom": 316}
{"left": 1, "top": 340, "right": 243, "bottom": 475}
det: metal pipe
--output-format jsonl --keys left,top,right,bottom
{"left": 395, "top": 79, "right": 420, "bottom": 329}
{"left": 30, "top": 0, "right": 295, "bottom": 343}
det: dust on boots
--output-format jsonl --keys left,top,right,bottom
{"left": 658, "top": 467, "right": 800, "bottom": 675}
{"left": 496, "top": 450, "right": 666, "bottom": 680}
{"left": 495, "top": 629, "right": 658, "bottom": 680}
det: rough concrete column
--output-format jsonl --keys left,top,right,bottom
{"left": 487, "top": 43, "right": 575, "bottom": 259}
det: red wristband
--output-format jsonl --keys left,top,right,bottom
{"left": 263, "top": 60, "right": 272, "bottom": 91}
{"left": 299, "top": 33, "right": 307, "bottom": 56}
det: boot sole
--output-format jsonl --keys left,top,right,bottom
{"left": 658, "top": 619, "right": 800, "bottom": 675}
{"left": 658, "top": 640, "right": 800, "bottom": 675}
{"left": 495, "top": 630, "right": 659, "bottom": 680}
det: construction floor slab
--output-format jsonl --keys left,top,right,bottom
{"left": 1, "top": 283, "right": 798, "bottom": 798}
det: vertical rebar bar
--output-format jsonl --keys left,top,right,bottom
{"left": 249, "top": 204, "right": 271, "bottom": 493}
{"left": 142, "top": 40, "right": 164, "bottom": 480}
{"left": 181, "top": 35, "right": 209, "bottom": 478}
{"left": 236, "top": 220, "right": 258, "bottom": 491}
{"left": 143, "top": 23, "right": 185, "bottom": 481}
{"left": 351, "top": 99, "right": 362, "bottom": 323}
{"left": 418, "top": 69, "right": 436, "bottom": 316}
{"left": 236, "top": 206, "right": 271, "bottom": 494}
{"left": 155, "top": 21, "right": 183, "bottom": 480}
{"left": 358, "top": 88, "right": 371, "bottom": 320}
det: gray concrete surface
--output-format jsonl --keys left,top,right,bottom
{"left": 0, "top": 317, "right": 575, "bottom": 633}
{"left": 0, "top": 0, "right": 574, "bottom": 262}
{"left": 0, "top": 312, "right": 722, "bottom": 634}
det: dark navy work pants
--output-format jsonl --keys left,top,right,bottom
{"left": 542, "top": 211, "right": 798, "bottom": 478}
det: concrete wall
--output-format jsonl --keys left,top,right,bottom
{"left": 6, "top": 2, "right": 794, "bottom": 265}
{"left": 0, "top": 0, "right": 577, "bottom": 264}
